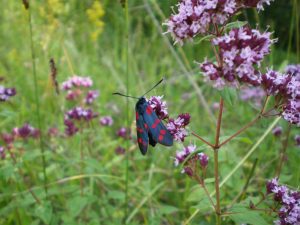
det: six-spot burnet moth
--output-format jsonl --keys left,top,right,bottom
{"left": 113, "top": 79, "right": 173, "bottom": 155}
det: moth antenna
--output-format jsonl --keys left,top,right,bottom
{"left": 142, "top": 78, "right": 164, "bottom": 96}
{"left": 112, "top": 92, "right": 139, "bottom": 99}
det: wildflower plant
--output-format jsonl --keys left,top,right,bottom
{"left": 164, "top": 0, "right": 299, "bottom": 224}
{"left": 86, "top": 1, "right": 105, "bottom": 42}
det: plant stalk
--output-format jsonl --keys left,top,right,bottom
{"left": 214, "top": 97, "right": 224, "bottom": 225}
{"left": 28, "top": 3, "right": 48, "bottom": 195}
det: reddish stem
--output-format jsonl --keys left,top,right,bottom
{"left": 275, "top": 124, "right": 292, "bottom": 178}
{"left": 191, "top": 131, "right": 215, "bottom": 148}
{"left": 218, "top": 96, "right": 270, "bottom": 148}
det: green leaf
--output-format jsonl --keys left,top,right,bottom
{"left": 158, "top": 204, "right": 179, "bottom": 215}
{"left": 107, "top": 190, "right": 125, "bottom": 200}
{"left": 195, "top": 34, "right": 213, "bottom": 44}
{"left": 67, "top": 196, "right": 89, "bottom": 218}
{"left": 191, "top": 197, "right": 213, "bottom": 212}
{"left": 229, "top": 203, "right": 269, "bottom": 225}
{"left": 186, "top": 187, "right": 206, "bottom": 202}
{"left": 204, "top": 178, "right": 215, "bottom": 183}
{"left": 0, "top": 164, "right": 16, "bottom": 181}
{"left": 219, "top": 87, "right": 238, "bottom": 106}
{"left": 225, "top": 21, "right": 248, "bottom": 31}
{"left": 35, "top": 202, "right": 53, "bottom": 224}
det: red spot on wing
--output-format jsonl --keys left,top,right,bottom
{"left": 136, "top": 112, "right": 139, "bottom": 119}
{"left": 137, "top": 127, "right": 143, "bottom": 133}
{"left": 138, "top": 138, "right": 143, "bottom": 144}
{"left": 146, "top": 105, "right": 152, "bottom": 114}
{"left": 160, "top": 129, "right": 166, "bottom": 134}
{"left": 158, "top": 135, "right": 164, "bottom": 141}
{"left": 144, "top": 123, "right": 148, "bottom": 129}
{"left": 152, "top": 119, "right": 160, "bottom": 129}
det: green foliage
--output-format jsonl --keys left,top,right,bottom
{"left": 0, "top": 0, "right": 299, "bottom": 224}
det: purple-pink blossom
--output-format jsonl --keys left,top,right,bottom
{"left": 85, "top": 90, "right": 99, "bottom": 104}
{"left": 272, "top": 126, "right": 283, "bottom": 137}
{"left": 164, "top": 0, "right": 239, "bottom": 44}
{"left": 117, "top": 127, "right": 130, "bottom": 139}
{"left": 100, "top": 116, "right": 113, "bottom": 126}
{"left": 167, "top": 113, "right": 190, "bottom": 142}
{"left": 174, "top": 144, "right": 197, "bottom": 166}
{"left": 115, "top": 146, "right": 125, "bottom": 155}
{"left": 64, "top": 119, "right": 79, "bottom": 136}
{"left": 243, "top": 0, "right": 274, "bottom": 10}
{"left": 13, "top": 123, "right": 40, "bottom": 140}
{"left": 282, "top": 71, "right": 300, "bottom": 126}
{"left": 62, "top": 76, "right": 93, "bottom": 90}
{"left": 266, "top": 178, "right": 300, "bottom": 225}
{"left": 65, "top": 107, "right": 97, "bottom": 121}
{"left": 200, "top": 26, "right": 275, "bottom": 89}
{"left": 148, "top": 96, "right": 168, "bottom": 120}
{"left": 0, "top": 86, "right": 16, "bottom": 102}
{"left": 285, "top": 64, "right": 300, "bottom": 76}
{"left": 261, "top": 70, "right": 291, "bottom": 96}
{"left": 198, "top": 152, "right": 209, "bottom": 168}
{"left": 164, "top": 0, "right": 274, "bottom": 44}
{"left": 2, "top": 133, "right": 14, "bottom": 145}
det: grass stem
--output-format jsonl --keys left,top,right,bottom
{"left": 28, "top": 3, "right": 48, "bottom": 196}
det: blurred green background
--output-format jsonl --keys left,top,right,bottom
{"left": 0, "top": 0, "right": 299, "bottom": 224}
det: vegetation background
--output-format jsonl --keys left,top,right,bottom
{"left": 0, "top": 0, "right": 299, "bottom": 224}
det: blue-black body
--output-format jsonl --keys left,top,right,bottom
{"left": 135, "top": 97, "right": 173, "bottom": 155}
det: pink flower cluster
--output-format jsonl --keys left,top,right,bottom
{"left": 13, "top": 123, "right": 40, "bottom": 139}
{"left": 261, "top": 68, "right": 300, "bottom": 126}
{"left": 282, "top": 72, "right": 300, "bottom": 126}
{"left": 62, "top": 75, "right": 99, "bottom": 104}
{"left": 174, "top": 144, "right": 197, "bottom": 166}
{"left": 100, "top": 116, "right": 113, "bottom": 126}
{"left": 62, "top": 76, "right": 100, "bottom": 136}
{"left": 0, "top": 123, "right": 40, "bottom": 159}
{"left": 167, "top": 113, "right": 190, "bottom": 142}
{"left": 174, "top": 144, "right": 209, "bottom": 176}
{"left": 201, "top": 26, "right": 275, "bottom": 89}
{"left": 62, "top": 76, "right": 93, "bottom": 90}
{"left": 148, "top": 96, "right": 168, "bottom": 120}
{"left": 164, "top": 0, "right": 274, "bottom": 44}
{"left": 285, "top": 64, "right": 300, "bottom": 76}
{"left": 65, "top": 107, "right": 97, "bottom": 121}
{"left": 0, "top": 86, "right": 16, "bottom": 102}
{"left": 85, "top": 90, "right": 99, "bottom": 104}
{"left": 148, "top": 96, "right": 191, "bottom": 142}
{"left": 266, "top": 178, "right": 300, "bottom": 225}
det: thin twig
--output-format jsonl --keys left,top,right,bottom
{"left": 275, "top": 124, "right": 292, "bottom": 178}
{"left": 191, "top": 131, "right": 215, "bottom": 148}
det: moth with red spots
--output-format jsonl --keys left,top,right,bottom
{"left": 113, "top": 79, "right": 173, "bottom": 155}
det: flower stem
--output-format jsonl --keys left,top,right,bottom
{"left": 214, "top": 97, "right": 224, "bottom": 225}
{"left": 195, "top": 175, "right": 216, "bottom": 210}
{"left": 80, "top": 127, "right": 84, "bottom": 196}
{"left": 191, "top": 131, "right": 215, "bottom": 148}
{"left": 275, "top": 124, "right": 292, "bottom": 178}
{"left": 28, "top": 4, "right": 48, "bottom": 195}
{"left": 214, "top": 150, "right": 221, "bottom": 225}
{"left": 219, "top": 115, "right": 260, "bottom": 148}
{"left": 218, "top": 96, "right": 270, "bottom": 148}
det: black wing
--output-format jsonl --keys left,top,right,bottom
{"left": 135, "top": 111, "right": 149, "bottom": 155}
{"left": 142, "top": 104, "right": 173, "bottom": 146}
